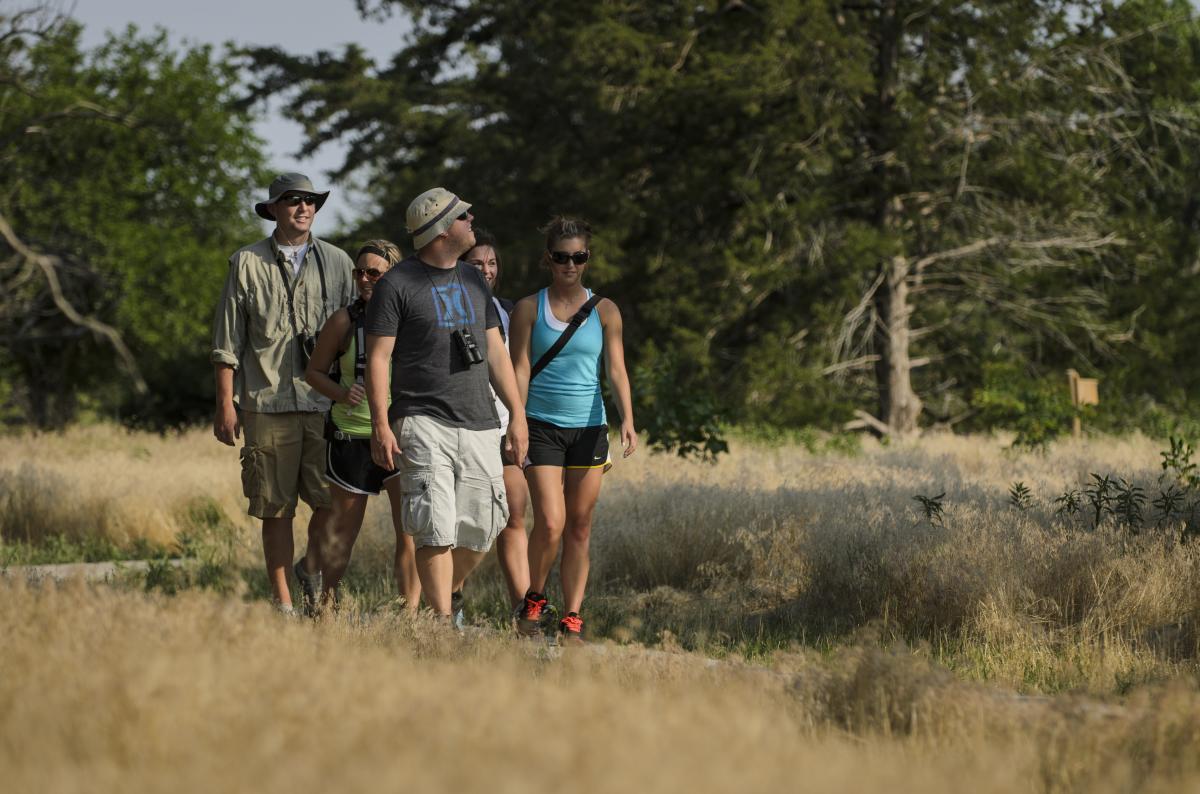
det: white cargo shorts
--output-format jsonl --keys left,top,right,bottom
{"left": 393, "top": 415, "right": 508, "bottom": 552}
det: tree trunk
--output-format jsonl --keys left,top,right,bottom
{"left": 866, "top": 0, "right": 921, "bottom": 436}
{"left": 872, "top": 255, "right": 922, "bottom": 435}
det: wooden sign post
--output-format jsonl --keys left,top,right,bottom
{"left": 1066, "top": 369, "right": 1099, "bottom": 438}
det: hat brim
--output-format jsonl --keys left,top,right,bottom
{"left": 255, "top": 190, "right": 330, "bottom": 221}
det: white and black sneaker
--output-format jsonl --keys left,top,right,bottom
{"left": 450, "top": 590, "right": 466, "bottom": 630}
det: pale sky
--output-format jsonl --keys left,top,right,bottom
{"left": 69, "top": 0, "right": 413, "bottom": 233}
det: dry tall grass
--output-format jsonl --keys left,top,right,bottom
{"left": 6, "top": 427, "right": 1200, "bottom": 789}
{"left": 4, "top": 578, "right": 1200, "bottom": 793}
{"left": 2, "top": 426, "right": 1198, "bottom": 698}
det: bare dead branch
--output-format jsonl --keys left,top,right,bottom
{"left": 0, "top": 210, "right": 147, "bottom": 394}
{"left": 822, "top": 354, "right": 879, "bottom": 376}
{"left": 844, "top": 409, "right": 891, "bottom": 436}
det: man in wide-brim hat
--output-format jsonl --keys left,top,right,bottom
{"left": 211, "top": 172, "right": 355, "bottom": 615}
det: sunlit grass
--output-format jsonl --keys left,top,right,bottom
{"left": 6, "top": 425, "right": 1200, "bottom": 789}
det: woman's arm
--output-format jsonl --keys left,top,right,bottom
{"left": 508, "top": 295, "right": 538, "bottom": 406}
{"left": 304, "top": 308, "right": 360, "bottom": 405}
{"left": 599, "top": 299, "right": 637, "bottom": 457}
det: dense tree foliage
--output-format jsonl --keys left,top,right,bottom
{"left": 0, "top": 9, "right": 265, "bottom": 427}
{"left": 6, "top": 1, "right": 1200, "bottom": 448}
{"left": 248, "top": 0, "right": 1200, "bottom": 446}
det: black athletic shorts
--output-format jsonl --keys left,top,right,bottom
{"left": 325, "top": 434, "right": 397, "bottom": 496}
{"left": 526, "top": 418, "right": 609, "bottom": 469}
{"left": 499, "top": 433, "right": 519, "bottom": 467}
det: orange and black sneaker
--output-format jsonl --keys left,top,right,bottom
{"left": 517, "top": 591, "right": 548, "bottom": 637}
{"left": 559, "top": 612, "right": 584, "bottom": 645}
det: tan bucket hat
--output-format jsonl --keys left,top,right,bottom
{"left": 254, "top": 172, "right": 330, "bottom": 220}
{"left": 407, "top": 187, "right": 471, "bottom": 249}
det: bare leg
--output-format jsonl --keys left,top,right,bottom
{"left": 415, "top": 545, "right": 453, "bottom": 616}
{"left": 261, "top": 516, "right": 294, "bottom": 607}
{"left": 450, "top": 547, "right": 486, "bottom": 593}
{"left": 559, "top": 468, "right": 604, "bottom": 615}
{"left": 383, "top": 477, "right": 421, "bottom": 611}
{"left": 497, "top": 463, "right": 530, "bottom": 606}
{"left": 526, "top": 465, "right": 566, "bottom": 595}
{"left": 320, "top": 484, "right": 368, "bottom": 595}
{"left": 301, "top": 506, "right": 335, "bottom": 576}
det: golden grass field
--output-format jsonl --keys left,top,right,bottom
{"left": 4, "top": 425, "right": 1200, "bottom": 792}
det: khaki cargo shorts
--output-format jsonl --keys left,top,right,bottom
{"left": 394, "top": 415, "right": 508, "bottom": 552}
{"left": 239, "top": 410, "right": 331, "bottom": 519}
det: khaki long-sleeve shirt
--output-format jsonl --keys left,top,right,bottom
{"left": 211, "top": 236, "right": 355, "bottom": 413}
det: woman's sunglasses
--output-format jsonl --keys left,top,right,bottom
{"left": 353, "top": 267, "right": 385, "bottom": 280}
{"left": 549, "top": 250, "right": 590, "bottom": 266}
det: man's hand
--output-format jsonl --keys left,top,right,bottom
{"left": 344, "top": 382, "right": 366, "bottom": 406}
{"left": 372, "top": 425, "right": 402, "bottom": 470}
{"left": 214, "top": 402, "right": 240, "bottom": 446}
{"left": 505, "top": 414, "right": 528, "bottom": 469}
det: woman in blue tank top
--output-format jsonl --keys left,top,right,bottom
{"left": 509, "top": 217, "right": 637, "bottom": 642}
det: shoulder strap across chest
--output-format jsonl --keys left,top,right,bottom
{"left": 530, "top": 293, "right": 602, "bottom": 382}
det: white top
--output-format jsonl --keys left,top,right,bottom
{"left": 278, "top": 242, "right": 309, "bottom": 276}
{"left": 491, "top": 296, "right": 510, "bottom": 433}
{"left": 540, "top": 287, "right": 594, "bottom": 331}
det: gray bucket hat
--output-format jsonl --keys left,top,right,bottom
{"left": 407, "top": 187, "right": 472, "bottom": 249}
{"left": 254, "top": 172, "right": 330, "bottom": 220}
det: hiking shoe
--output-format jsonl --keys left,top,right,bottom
{"left": 450, "top": 590, "right": 466, "bottom": 630}
{"left": 516, "top": 591, "right": 549, "bottom": 637}
{"left": 559, "top": 612, "right": 584, "bottom": 644}
{"left": 293, "top": 557, "right": 322, "bottom": 617}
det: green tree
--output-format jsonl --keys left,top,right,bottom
{"left": 1, "top": 9, "right": 266, "bottom": 427}
{"left": 251, "top": 1, "right": 867, "bottom": 451}
{"left": 250, "top": 0, "right": 1200, "bottom": 445}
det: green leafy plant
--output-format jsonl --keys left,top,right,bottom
{"left": 913, "top": 492, "right": 947, "bottom": 527}
{"left": 1085, "top": 474, "right": 1116, "bottom": 529}
{"left": 1054, "top": 488, "right": 1083, "bottom": 518}
{"left": 971, "top": 362, "right": 1076, "bottom": 449}
{"left": 1160, "top": 436, "right": 1200, "bottom": 489}
{"left": 1009, "top": 481, "right": 1033, "bottom": 511}
{"left": 1153, "top": 485, "right": 1187, "bottom": 528}
{"left": 1112, "top": 478, "right": 1146, "bottom": 532}
{"left": 634, "top": 353, "right": 729, "bottom": 462}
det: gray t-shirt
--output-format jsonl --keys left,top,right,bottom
{"left": 365, "top": 256, "right": 500, "bottom": 429}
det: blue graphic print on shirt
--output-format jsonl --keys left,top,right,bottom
{"left": 429, "top": 283, "right": 477, "bottom": 328}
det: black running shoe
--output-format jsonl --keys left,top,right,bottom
{"left": 517, "top": 591, "right": 548, "bottom": 637}
{"left": 559, "top": 612, "right": 584, "bottom": 645}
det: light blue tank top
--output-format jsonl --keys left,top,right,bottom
{"left": 526, "top": 288, "right": 606, "bottom": 428}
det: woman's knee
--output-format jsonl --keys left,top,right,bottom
{"left": 533, "top": 515, "right": 566, "bottom": 540}
{"left": 503, "top": 510, "right": 525, "bottom": 532}
{"left": 563, "top": 520, "right": 592, "bottom": 546}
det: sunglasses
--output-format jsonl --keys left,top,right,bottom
{"left": 457, "top": 211, "right": 470, "bottom": 221}
{"left": 353, "top": 267, "right": 385, "bottom": 280}
{"left": 279, "top": 194, "right": 317, "bottom": 207}
{"left": 549, "top": 249, "right": 590, "bottom": 266}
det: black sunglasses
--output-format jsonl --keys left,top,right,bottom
{"left": 279, "top": 194, "right": 317, "bottom": 207}
{"left": 353, "top": 267, "right": 385, "bottom": 280}
{"left": 549, "top": 249, "right": 590, "bottom": 266}
{"left": 457, "top": 211, "right": 470, "bottom": 221}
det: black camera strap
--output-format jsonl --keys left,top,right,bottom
{"left": 346, "top": 299, "right": 367, "bottom": 384}
{"left": 273, "top": 237, "right": 329, "bottom": 337}
{"left": 530, "top": 293, "right": 602, "bottom": 382}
